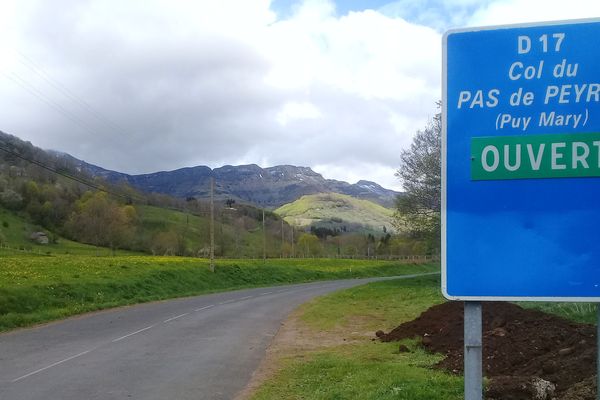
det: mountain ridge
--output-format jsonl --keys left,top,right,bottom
{"left": 0, "top": 130, "right": 400, "bottom": 209}
{"left": 71, "top": 158, "right": 401, "bottom": 209}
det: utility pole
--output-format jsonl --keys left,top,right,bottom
{"left": 291, "top": 225, "right": 294, "bottom": 258}
{"left": 281, "top": 218, "right": 284, "bottom": 258}
{"left": 262, "top": 209, "right": 266, "bottom": 263}
{"left": 210, "top": 177, "right": 215, "bottom": 272}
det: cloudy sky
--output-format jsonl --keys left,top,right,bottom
{"left": 0, "top": 0, "right": 598, "bottom": 190}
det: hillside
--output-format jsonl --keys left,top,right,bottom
{"left": 73, "top": 160, "right": 400, "bottom": 208}
{"left": 275, "top": 193, "right": 396, "bottom": 234}
{"left": 0, "top": 130, "right": 298, "bottom": 257}
{"left": 1, "top": 129, "right": 400, "bottom": 210}
{"left": 0, "top": 200, "right": 296, "bottom": 258}
{"left": 0, "top": 206, "right": 133, "bottom": 256}
{"left": 134, "top": 204, "right": 290, "bottom": 258}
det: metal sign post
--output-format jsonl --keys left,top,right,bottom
{"left": 443, "top": 18, "right": 600, "bottom": 399}
{"left": 464, "top": 302, "right": 482, "bottom": 400}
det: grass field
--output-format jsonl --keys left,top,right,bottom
{"left": 0, "top": 255, "right": 438, "bottom": 332}
{"left": 275, "top": 192, "right": 395, "bottom": 233}
{"left": 0, "top": 203, "right": 291, "bottom": 258}
{"left": 0, "top": 207, "right": 140, "bottom": 256}
{"left": 521, "top": 302, "right": 597, "bottom": 324}
{"left": 250, "top": 275, "right": 463, "bottom": 400}
{"left": 248, "top": 274, "right": 597, "bottom": 400}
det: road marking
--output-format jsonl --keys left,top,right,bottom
{"left": 164, "top": 313, "right": 189, "bottom": 323}
{"left": 260, "top": 291, "right": 273, "bottom": 295}
{"left": 276, "top": 289, "right": 288, "bottom": 293}
{"left": 12, "top": 350, "right": 92, "bottom": 383}
{"left": 112, "top": 325, "right": 156, "bottom": 343}
{"left": 194, "top": 304, "right": 215, "bottom": 312}
{"left": 219, "top": 299, "right": 235, "bottom": 305}
{"left": 238, "top": 296, "right": 253, "bottom": 301}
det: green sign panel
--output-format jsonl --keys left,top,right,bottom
{"left": 471, "top": 132, "right": 600, "bottom": 180}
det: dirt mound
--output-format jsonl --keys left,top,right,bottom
{"left": 379, "top": 302, "right": 596, "bottom": 398}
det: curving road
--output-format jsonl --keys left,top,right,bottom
{"left": 0, "top": 274, "right": 432, "bottom": 400}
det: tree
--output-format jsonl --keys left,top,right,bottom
{"left": 297, "top": 233, "right": 321, "bottom": 257}
{"left": 150, "top": 229, "right": 179, "bottom": 255}
{"left": 395, "top": 109, "right": 441, "bottom": 251}
{"left": 310, "top": 225, "right": 336, "bottom": 239}
{"left": 0, "top": 189, "right": 23, "bottom": 210}
{"left": 66, "top": 192, "right": 136, "bottom": 253}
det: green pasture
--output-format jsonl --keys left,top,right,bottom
{"left": 0, "top": 255, "right": 438, "bottom": 331}
{"left": 249, "top": 274, "right": 597, "bottom": 400}
{"left": 0, "top": 207, "right": 138, "bottom": 256}
{"left": 251, "top": 275, "right": 463, "bottom": 400}
{"left": 275, "top": 192, "right": 394, "bottom": 233}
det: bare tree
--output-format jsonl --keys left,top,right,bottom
{"left": 395, "top": 110, "right": 441, "bottom": 251}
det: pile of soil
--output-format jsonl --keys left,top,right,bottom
{"left": 378, "top": 302, "right": 597, "bottom": 399}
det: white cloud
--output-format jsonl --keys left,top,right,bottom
{"left": 5, "top": 0, "right": 594, "bottom": 194}
{"left": 314, "top": 161, "right": 400, "bottom": 191}
{"left": 263, "top": 5, "right": 440, "bottom": 100}
{"left": 276, "top": 101, "right": 322, "bottom": 125}
{"left": 468, "top": 0, "right": 600, "bottom": 27}
{"left": 378, "top": 0, "right": 494, "bottom": 31}
{"left": 0, "top": 0, "right": 444, "bottom": 193}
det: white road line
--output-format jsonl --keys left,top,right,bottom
{"left": 276, "top": 289, "right": 288, "bottom": 293}
{"left": 238, "top": 296, "right": 253, "bottom": 301}
{"left": 111, "top": 325, "right": 156, "bottom": 343}
{"left": 11, "top": 350, "right": 92, "bottom": 383}
{"left": 194, "top": 304, "right": 215, "bottom": 312}
{"left": 219, "top": 299, "right": 235, "bottom": 305}
{"left": 260, "top": 292, "right": 273, "bottom": 295}
{"left": 163, "top": 313, "right": 189, "bottom": 323}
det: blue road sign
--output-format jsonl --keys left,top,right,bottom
{"left": 443, "top": 19, "right": 600, "bottom": 301}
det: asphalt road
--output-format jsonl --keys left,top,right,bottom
{"left": 0, "top": 274, "right": 431, "bottom": 400}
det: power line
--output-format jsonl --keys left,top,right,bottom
{"left": 3, "top": 48, "right": 135, "bottom": 157}
{"left": 0, "top": 49, "right": 221, "bottom": 215}
{"left": 2, "top": 71, "right": 106, "bottom": 138}
{"left": 0, "top": 144, "right": 145, "bottom": 203}
{"left": 12, "top": 49, "right": 128, "bottom": 135}
{"left": 0, "top": 143, "right": 217, "bottom": 218}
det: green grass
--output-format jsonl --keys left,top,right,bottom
{"left": 252, "top": 341, "right": 462, "bottom": 400}
{"left": 136, "top": 204, "right": 209, "bottom": 250}
{"left": 520, "top": 302, "right": 597, "bottom": 324}
{"left": 275, "top": 192, "right": 395, "bottom": 233}
{"left": 0, "top": 207, "right": 135, "bottom": 256}
{"left": 0, "top": 203, "right": 274, "bottom": 258}
{"left": 298, "top": 274, "right": 599, "bottom": 329}
{"left": 251, "top": 275, "right": 462, "bottom": 400}
{"left": 249, "top": 275, "right": 598, "bottom": 400}
{"left": 0, "top": 255, "right": 438, "bottom": 331}
{"left": 131, "top": 204, "right": 295, "bottom": 258}
{"left": 300, "top": 275, "right": 443, "bottom": 333}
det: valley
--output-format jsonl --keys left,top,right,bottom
{"left": 0, "top": 130, "right": 423, "bottom": 259}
